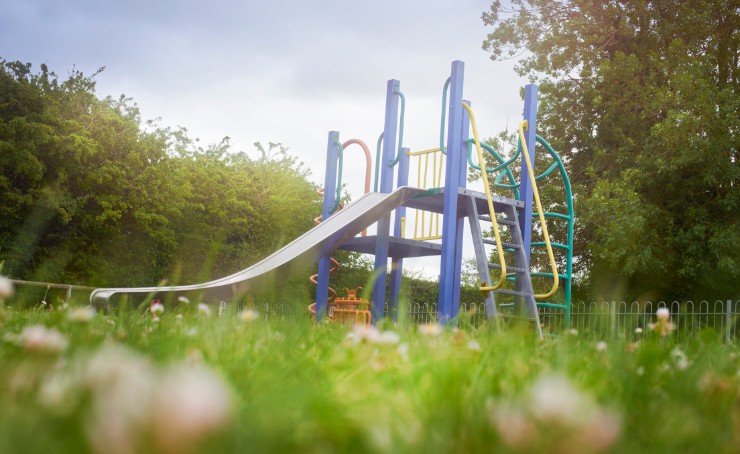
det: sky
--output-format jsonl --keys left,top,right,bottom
{"left": 3, "top": 0, "right": 530, "bottom": 279}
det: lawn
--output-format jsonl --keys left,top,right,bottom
{"left": 0, "top": 299, "right": 738, "bottom": 453}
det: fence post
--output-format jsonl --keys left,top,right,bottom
{"left": 726, "top": 300, "right": 732, "bottom": 344}
{"left": 610, "top": 301, "right": 616, "bottom": 339}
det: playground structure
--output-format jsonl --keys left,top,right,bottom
{"left": 90, "top": 60, "right": 574, "bottom": 334}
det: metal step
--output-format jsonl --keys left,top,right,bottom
{"left": 492, "top": 289, "right": 532, "bottom": 297}
{"left": 482, "top": 238, "right": 521, "bottom": 250}
{"left": 478, "top": 215, "right": 517, "bottom": 226}
{"left": 488, "top": 263, "right": 528, "bottom": 273}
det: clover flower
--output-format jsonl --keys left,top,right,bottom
{"left": 490, "top": 373, "right": 621, "bottom": 452}
{"left": 419, "top": 323, "right": 443, "bottom": 337}
{"left": 345, "top": 324, "right": 380, "bottom": 344}
{"left": 238, "top": 309, "right": 259, "bottom": 322}
{"left": 656, "top": 307, "right": 670, "bottom": 321}
{"left": 0, "top": 275, "right": 14, "bottom": 299}
{"left": 671, "top": 348, "right": 690, "bottom": 370}
{"left": 649, "top": 308, "right": 675, "bottom": 337}
{"left": 197, "top": 303, "right": 212, "bottom": 317}
{"left": 177, "top": 296, "right": 190, "bottom": 304}
{"left": 67, "top": 306, "right": 96, "bottom": 322}
{"left": 150, "top": 303, "right": 164, "bottom": 316}
{"left": 57, "top": 345, "right": 234, "bottom": 454}
{"left": 16, "top": 325, "right": 69, "bottom": 353}
{"left": 152, "top": 366, "right": 233, "bottom": 453}
{"left": 376, "top": 330, "right": 401, "bottom": 345}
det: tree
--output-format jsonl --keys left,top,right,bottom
{"left": 482, "top": 1, "right": 739, "bottom": 300}
{"left": 0, "top": 60, "right": 321, "bottom": 291}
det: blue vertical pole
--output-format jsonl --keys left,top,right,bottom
{"left": 519, "top": 84, "right": 538, "bottom": 263}
{"left": 449, "top": 99, "right": 471, "bottom": 323}
{"left": 438, "top": 60, "right": 465, "bottom": 324}
{"left": 316, "top": 131, "right": 340, "bottom": 320}
{"left": 388, "top": 146, "right": 410, "bottom": 321}
{"left": 372, "top": 79, "right": 400, "bottom": 322}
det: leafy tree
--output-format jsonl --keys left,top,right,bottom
{"left": 0, "top": 60, "right": 321, "bottom": 291}
{"left": 482, "top": 0, "right": 739, "bottom": 300}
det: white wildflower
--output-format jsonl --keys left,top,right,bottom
{"left": 467, "top": 340, "right": 482, "bottom": 352}
{"left": 345, "top": 324, "right": 381, "bottom": 344}
{"left": 38, "top": 370, "right": 78, "bottom": 414}
{"left": 577, "top": 410, "right": 622, "bottom": 453}
{"left": 650, "top": 308, "right": 675, "bottom": 337}
{"left": 67, "top": 306, "right": 96, "bottom": 322}
{"left": 0, "top": 275, "right": 13, "bottom": 299}
{"left": 238, "top": 309, "right": 259, "bottom": 322}
{"left": 197, "top": 303, "right": 212, "bottom": 317}
{"left": 656, "top": 307, "right": 670, "bottom": 321}
{"left": 152, "top": 366, "right": 233, "bottom": 453}
{"left": 634, "top": 327, "right": 643, "bottom": 335}
{"left": 491, "top": 405, "right": 536, "bottom": 450}
{"left": 175, "top": 314, "right": 183, "bottom": 320}
{"left": 595, "top": 341, "right": 608, "bottom": 352}
{"left": 177, "top": 296, "right": 190, "bottom": 304}
{"left": 17, "top": 325, "right": 68, "bottom": 353}
{"left": 419, "top": 323, "right": 443, "bottom": 337}
{"left": 83, "top": 346, "right": 158, "bottom": 454}
{"left": 150, "top": 303, "right": 164, "bottom": 316}
{"left": 529, "top": 374, "right": 593, "bottom": 425}
{"left": 397, "top": 343, "right": 409, "bottom": 360}
{"left": 376, "top": 330, "right": 400, "bottom": 345}
{"left": 671, "top": 348, "right": 690, "bottom": 370}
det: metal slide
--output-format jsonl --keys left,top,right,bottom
{"left": 90, "top": 187, "right": 430, "bottom": 305}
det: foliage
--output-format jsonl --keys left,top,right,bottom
{"left": 0, "top": 60, "right": 320, "bottom": 289}
{"left": 0, "top": 303, "right": 739, "bottom": 453}
{"left": 482, "top": 1, "right": 739, "bottom": 301}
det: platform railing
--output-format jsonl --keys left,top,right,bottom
{"left": 407, "top": 147, "right": 445, "bottom": 241}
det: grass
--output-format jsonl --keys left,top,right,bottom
{"left": 0, "top": 299, "right": 738, "bottom": 453}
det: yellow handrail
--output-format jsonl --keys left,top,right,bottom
{"left": 462, "top": 102, "right": 507, "bottom": 292}
{"left": 518, "top": 120, "right": 559, "bottom": 299}
{"left": 407, "top": 147, "right": 441, "bottom": 157}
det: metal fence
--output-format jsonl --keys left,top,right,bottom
{"left": 554, "top": 300, "right": 739, "bottom": 343}
{"left": 9, "top": 279, "right": 736, "bottom": 344}
{"left": 246, "top": 299, "right": 740, "bottom": 343}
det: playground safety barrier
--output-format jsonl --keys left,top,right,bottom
{"left": 249, "top": 299, "right": 740, "bottom": 344}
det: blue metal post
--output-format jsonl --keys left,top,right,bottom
{"left": 372, "top": 79, "right": 400, "bottom": 322}
{"left": 316, "top": 131, "right": 340, "bottom": 320}
{"left": 519, "top": 84, "right": 538, "bottom": 263}
{"left": 449, "top": 99, "right": 471, "bottom": 323}
{"left": 438, "top": 61, "right": 465, "bottom": 324}
{"left": 388, "top": 146, "right": 410, "bottom": 321}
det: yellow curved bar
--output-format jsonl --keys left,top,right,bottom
{"left": 461, "top": 102, "right": 507, "bottom": 292}
{"left": 518, "top": 120, "right": 560, "bottom": 299}
{"left": 407, "top": 147, "right": 442, "bottom": 157}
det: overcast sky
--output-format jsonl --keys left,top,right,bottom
{"left": 3, "top": 0, "right": 530, "bottom": 278}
